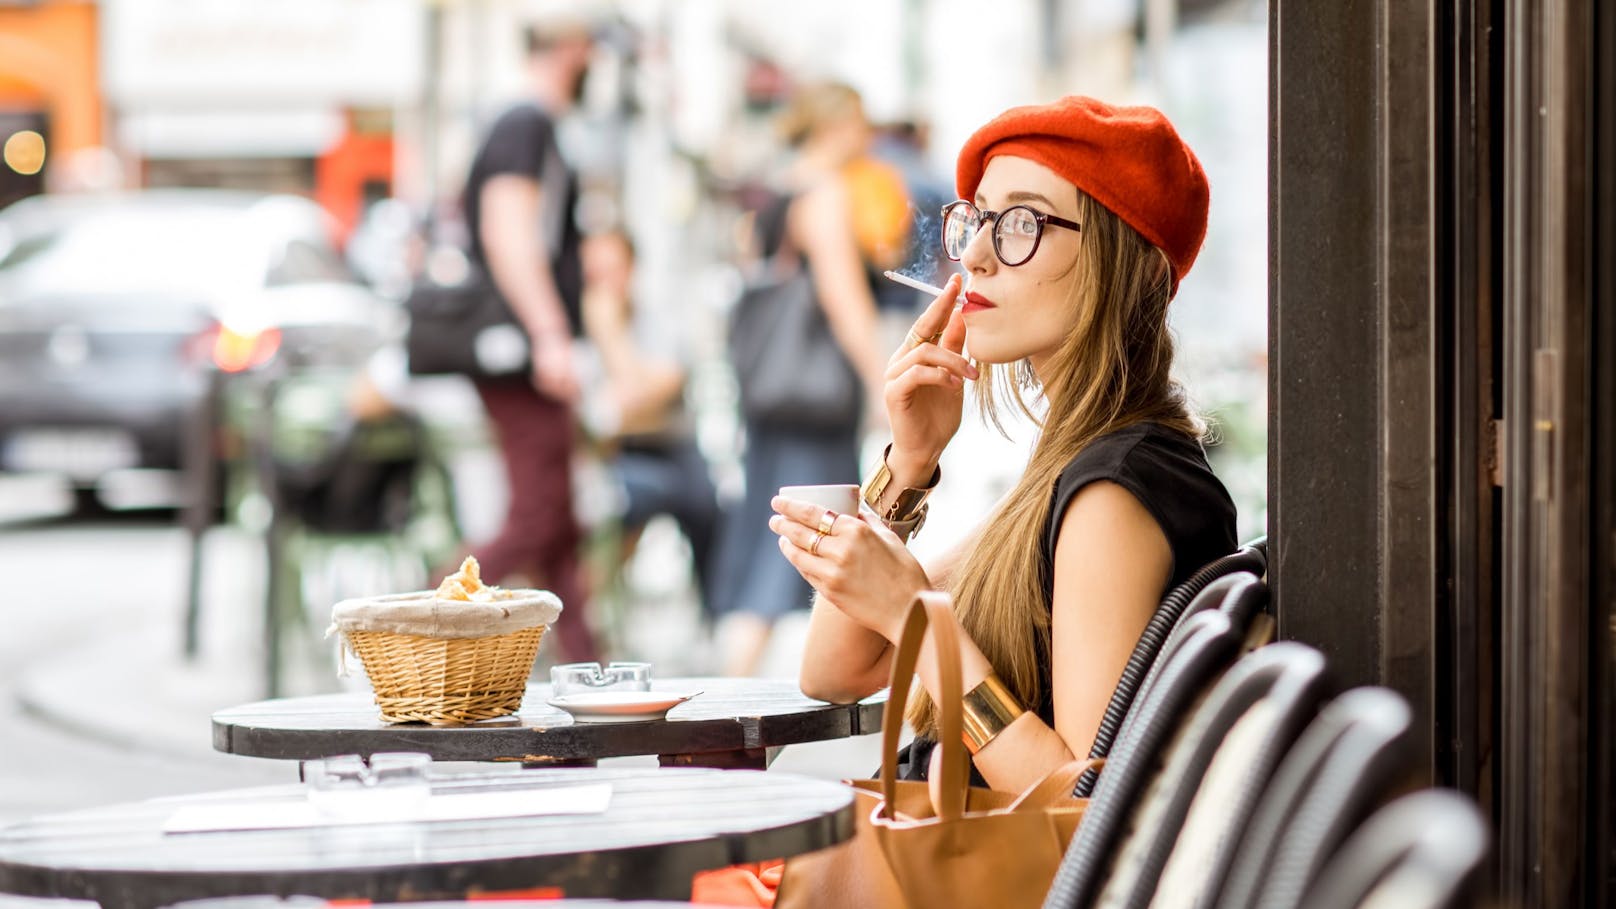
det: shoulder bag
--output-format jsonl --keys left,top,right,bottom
{"left": 404, "top": 119, "right": 568, "bottom": 378}
{"left": 726, "top": 200, "right": 862, "bottom": 431}
{"left": 775, "top": 594, "right": 1097, "bottom": 908}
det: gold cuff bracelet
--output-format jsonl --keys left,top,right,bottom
{"left": 860, "top": 445, "right": 940, "bottom": 543}
{"left": 960, "top": 673, "right": 1025, "bottom": 755}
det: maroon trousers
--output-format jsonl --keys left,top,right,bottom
{"left": 471, "top": 377, "right": 598, "bottom": 664}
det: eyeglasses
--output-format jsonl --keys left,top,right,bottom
{"left": 940, "top": 200, "right": 1082, "bottom": 267}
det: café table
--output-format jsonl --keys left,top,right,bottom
{"left": 213, "top": 677, "right": 885, "bottom": 770}
{"left": 0, "top": 766, "right": 854, "bottom": 909}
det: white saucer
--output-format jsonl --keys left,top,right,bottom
{"left": 545, "top": 690, "right": 702, "bottom": 724}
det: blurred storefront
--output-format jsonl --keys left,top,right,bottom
{"left": 0, "top": 0, "right": 101, "bottom": 208}
{"left": 99, "top": 0, "right": 424, "bottom": 242}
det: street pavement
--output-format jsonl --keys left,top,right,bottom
{"left": 0, "top": 516, "right": 293, "bottom": 815}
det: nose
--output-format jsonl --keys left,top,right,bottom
{"left": 961, "top": 218, "right": 997, "bottom": 277}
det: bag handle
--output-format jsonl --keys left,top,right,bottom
{"left": 878, "top": 594, "right": 967, "bottom": 821}
{"left": 1008, "top": 757, "right": 1106, "bottom": 811}
{"left": 877, "top": 595, "right": 1100, "bottom": 820}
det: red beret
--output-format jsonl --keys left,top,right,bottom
{"left": 956, "top": 95, "right": 1209, "bottom": 296}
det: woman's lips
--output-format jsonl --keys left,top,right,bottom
{"left": 961, "top": 291, "right": 998, "bottom": 314}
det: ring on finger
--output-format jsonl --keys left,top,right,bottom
{"left": 905, "top": 328, "right": 943, "bottom": 349}
{"left": 810, "top": 530, "right": 827, "bottom": 556}
{"left": 817, "top": 509, "right": 839, "bottom": 535}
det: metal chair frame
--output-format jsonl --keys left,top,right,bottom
{"left": 1041, "top": 610, "right": 1244, "bottom": 909}
{"left": 1215, "top": 687, "right": 1416, "bottom": 909}
{"left": 1301, "top": 789, "right": 1491, "bottom": 909}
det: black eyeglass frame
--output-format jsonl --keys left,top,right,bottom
{"left": 940, "top": 200, "right": 1083, "bottom": 267}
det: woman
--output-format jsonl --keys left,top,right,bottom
{"left": 711, "top": 83, "right": 897, "bottom": 676}
{"left": 770, "top": 95, "right": 1238, "bottom": 791}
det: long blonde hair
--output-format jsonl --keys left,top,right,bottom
{"left": 909, "top": 188, "right": 1202, "bottom": 736}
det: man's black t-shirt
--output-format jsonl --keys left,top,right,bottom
{"left": 896, "top": 421, "right": 1238, "bottom": 782}
{"left": 461, "top": 103, "right": 584, "bottom": 337}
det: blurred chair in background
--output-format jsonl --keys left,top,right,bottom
{"left": 259, "top": 365, "right": 461, "bottom": 679}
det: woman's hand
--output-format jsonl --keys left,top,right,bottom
{"left": 771, "top": 496, "right": 931, "bottom": 643}
{"left": 885, "top": 274, "right": 975, "bottom": 477}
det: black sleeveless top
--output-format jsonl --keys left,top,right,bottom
{"left": 895, "top": 421, "right": 1237, "bottom": 782}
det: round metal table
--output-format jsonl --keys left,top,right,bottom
{"left": 0, "top": 767, "right": 854, "bottom": 909}
{"left": 213, "top": 677, "right": 885, "bottom": 770}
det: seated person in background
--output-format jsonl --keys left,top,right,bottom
{"left": 576, "top": 228, "right": 721, "bottom": 619}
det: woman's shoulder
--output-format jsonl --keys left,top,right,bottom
{"left": 1054, "top": 422, "right": 1208, "bottom": 484}
{"left": 1052, "top": 423, "right": 1232, "bottom": 521}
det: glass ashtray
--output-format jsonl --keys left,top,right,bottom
{"left": 305, "top": 752, "right": 431, "bottom": 822}
{"left": 550, "top": 661, "right": 653, "bottom": 696}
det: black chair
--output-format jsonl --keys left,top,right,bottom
{"left": 1246, "top": 536, "right": 1269, "bottom": 565}
{"left": 1214, "top": 687, "right": 1416, "bottom": 909}
{"left": 1041, "top": 610, "right": 1245, "bottom": 909}
{"left": 274, "top": 412, "right": 432, "bottom": 535}
{"left": 1107, "top": 643, "right": 1334, "bottom": 909}
{"left": 1077, "top": 567, "right": 1271, "bottom": 798}
{"left": 1300, "top": 789, "right": 1490, "bottom": 909}
{"left": 1216, "top": 573, "right": 1272, "bottom": 639}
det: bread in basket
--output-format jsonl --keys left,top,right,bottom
{"left": 328, "top": 557, "right": 562, "bottom": 725}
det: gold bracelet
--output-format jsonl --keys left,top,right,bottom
{"left": 960, "top": 673, "right": 1025, "bottom": 755}
{"left": 861, "top": 444, "right": 940, "bottom": 541}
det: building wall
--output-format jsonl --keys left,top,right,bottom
{"left": 0, "top": 0, "right": 102, "bottom": 196}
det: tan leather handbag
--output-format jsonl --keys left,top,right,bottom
{"left": 777, "top": 594, "right": 1095, "bottom": 909}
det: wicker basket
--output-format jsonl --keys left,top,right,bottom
{"left": 347, "top": 624, "right": 547, "bottom": 725}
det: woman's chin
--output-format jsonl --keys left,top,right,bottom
{"left": 968, "top": 342, "right": 1021, "bottom": 367}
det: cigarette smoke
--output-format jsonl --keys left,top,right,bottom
{"left": 894, "top": 201, "right": 956, "bottom": 287}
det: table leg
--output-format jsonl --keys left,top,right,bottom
{"left": 180, "top": 369, "right": 221, "bottom": 661}
{"left": 659, "top": 746, "right": 782, "bottom": 770}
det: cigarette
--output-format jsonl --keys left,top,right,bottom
{"left": 882, "top": 270, "right": 948, "bottom": 297}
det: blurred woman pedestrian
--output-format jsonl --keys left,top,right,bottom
{"left": 772, "top": 95, "right": 1238, "bottom": 791}
{"left": 711, "top": 82, "right": 901, "bottom": 676}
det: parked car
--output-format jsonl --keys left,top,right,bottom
{"left": 0, "top": 189, "right": 401, "bottom": 512}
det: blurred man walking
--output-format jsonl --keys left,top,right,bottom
{"left": 462, "top": 20, "right": 599, "bottom": 663}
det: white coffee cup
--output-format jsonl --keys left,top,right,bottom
{"left": 778, "top": 483, "right": 861, "bottom": 516}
